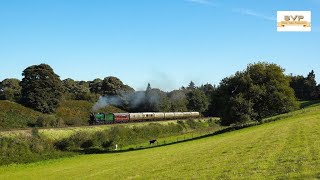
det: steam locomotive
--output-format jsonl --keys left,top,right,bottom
{"left": 89, "top": 112, "right": 200, "bottom": 125}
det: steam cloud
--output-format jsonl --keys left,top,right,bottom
{"left": 92, "top": 96, "right": 124, "bottom": 112}
{"left": 92, "top": 91, "right": 156, "bottom": 112}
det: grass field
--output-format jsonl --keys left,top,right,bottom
{"left": 1, "top": 104, "right": 320, "bottom": 179}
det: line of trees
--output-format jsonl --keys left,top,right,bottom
{"left": 290, "top": 70, "right": 320, "bottom": 100}
{"left": 0, "top": 64, "right": 210, "bottom": 115}
{"left": 1, "top": 62, "right": 319, "bottom": 126}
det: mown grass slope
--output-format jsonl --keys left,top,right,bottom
{"left": 1, "top": 104, "right": 320, "bottom": 179}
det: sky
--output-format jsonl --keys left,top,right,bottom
{"left": 0, "top": 0, "right": 319, "bottom": 91}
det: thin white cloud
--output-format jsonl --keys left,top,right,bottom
{"left": 232, "top": 8, "right": 276, "bottom": 21}
{"left": 185, "top": 0, "right": 217, "bottom": 7}
{"left": 184, "top": 1, "right": 276, "bottom": 22}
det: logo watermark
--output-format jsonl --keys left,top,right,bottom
{"left": 277, "top": 11, "right": 311, "bottom": 32}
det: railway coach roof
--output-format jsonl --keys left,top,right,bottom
{"left": 113, "top": 113, "right": 129, "bottom": 115}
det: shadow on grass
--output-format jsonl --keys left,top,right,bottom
{"left": 300, "top": 100, "right": 320, "bottom": 109}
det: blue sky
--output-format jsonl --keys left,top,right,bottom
{"left": 0, "top": 0, "right": 319, "bottom": 91}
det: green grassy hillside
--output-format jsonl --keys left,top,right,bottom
{"left": 0, "top": 100, "right": 125, "bottom": 129}
{"left": 0, "top": 100, "right": 42, "bottom": 129}
{"left": 1, "top": 104, "right": 320, "bottom": 179}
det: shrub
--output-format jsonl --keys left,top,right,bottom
{"left": 101, "top": 140, "right": 114, "bottom": 149}
{"left": 54, "top": 139, "right": 71, "bottom": 151}
{"left": 36, "top": 115, "right": 61, "bottom": 127}
{"left": 80, "top": 140, "right": 94, "bottom": 149}
{"left": 0, "top": 135, "right": 70, "bottom": 166}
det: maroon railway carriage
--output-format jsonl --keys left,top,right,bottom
{"left": 113, "top": 113, "right": 130, "bottom": 123}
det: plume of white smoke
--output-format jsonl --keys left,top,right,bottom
{"left": 92, "top": 90, "right": 167, "bottom": 112}
{"left": 92, "top": 96, "right": 123, "bottom": 112}
{"left": 92, "top": 83, "right": 188, "bottom": 112}
{"left": 128, "top": 91, "right": 145, "bottom": 109}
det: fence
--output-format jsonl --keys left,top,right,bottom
{"left": 113, "top": 129, "right": 220, "bottom": 152}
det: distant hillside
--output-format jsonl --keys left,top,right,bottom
{"left": 0, "top": 100, "right": 125, "bottom": 129}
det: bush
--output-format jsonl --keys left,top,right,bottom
{"left": 36, "top": 115, "right": 63, "bottom": 127}
{"left": 80, "top": 140, "right": 94, "bottom": 149}
{"left": 53, "top": 120, "right": 215, "bottom": 152}
{"left": 101, "top": 140, "right": 113, "bottom": 149}
{"left": 54, "top": 139, "right": 71, "bottom": 151}
{"left": 0, "top": 135, "right": 70, "bottom": 166}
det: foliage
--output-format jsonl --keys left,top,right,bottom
{"left": 0, "top": 134, "right": 73, "bottom": 166}
{"left": 144, "top": 86, "right": 171, "bottom": 112}
{"left": 102, "top": 76, "right": 134, "bottom": 96}
{"left": 20, "top": 64, "right": 63, "bottom": 113}
{"left": 89, "top": 78, "right": 103, "bottom": 94}
{"left": 0, "top": 78, "right": 21, "bottom": 102}
{"left": 168, "top": 90, "right": 188, "bottom": 112}
{"left": 187, "top": 81, "right": 196, "bottom": 90}
{"left": 35, "top": 115, "right": 63, "bottom": 127}
{"left": 100, "top": 76, "right": 135, "bottom": 110}
{"left": 211, "top": 62, "right": 298, "bottom": 125}
{"left": 62, "top": 78, "right": 96, "bottom": 101}
{"left": 54, "top": 122, "right": 186, "bottom": 151}
{"left": 290, "top": 70, "right": 319, "bottom": 100}
{"left": 0, "top": 100, "right": 42, "bottom": 129}
{"left": 186, "top": 89, "right": 209, "bottom": 113}
{"left": 199, "top": 83, "right": 215, "bottom": 97}
{"left": 221, "top": 93, "right": 255, "bottom": 125}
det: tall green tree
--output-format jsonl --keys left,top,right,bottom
{"left": 101, "top": 76, "right": 134, "bottom": 110}
{"left": 199, "top": 83, "right": 216, "bottom": 116}
{"left": 211, "top": 62, "right": 298, "bottom": 125}
{"left": 290, "top": 75, "right": 305, "bottom": 100}
{"left": 20, "top": 64, "right": 63, "bottom": 113}
{"left": 199, "top": 83, "right": 215, "bottom": 97}
{"left": 186, "top": 89, "right": 208, "bottom": 113}
{"left": 102, "top": 76, "right": 134, "bottom": 96}
{"left": 187, "top": 81, "right": 196, "bottom": 90}
{"left": 304, "top": 70, "right": 318, "bottom": 99}
{"left": 0, "top": 78, "right": 21, "bottom": 101}
{"left": 290, "top": 70, "right": 319, "bottom": 100}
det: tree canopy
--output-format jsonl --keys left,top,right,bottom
{"left": 290, "top": 70, "right": 319, "bottom": 100}
{"left": 210, "top": 62, "right": 298, "bottom": 125}
{"left": 0, "top": 78, "right": 21, "bottom": 101}
{"left": 102, "top": 76, "right": 134, "bottom": 96}
{"left": 20, "top": 64, "right": 63, "bottom": 113}
{"left": 186, "top": 89, "right": 208, "bottom": 113}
